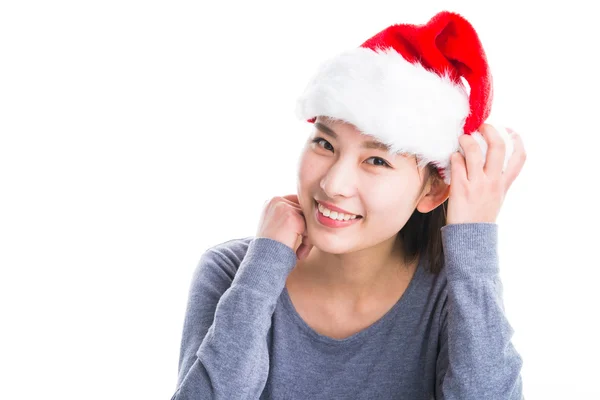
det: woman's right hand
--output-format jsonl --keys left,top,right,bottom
{"left": 255, "top": 194, "right": 314, "bottom": 261}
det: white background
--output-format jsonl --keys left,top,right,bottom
{"left": 1, "top": 0, "right": 598, "bottom": 398}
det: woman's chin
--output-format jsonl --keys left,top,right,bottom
{"left": 307, "top": 233, "right": 356, "bottom": 255}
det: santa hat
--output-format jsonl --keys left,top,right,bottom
{"left": 296, "top": 11, "right": 513, "bottom": 184}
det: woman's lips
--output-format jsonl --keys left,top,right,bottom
{"left": 315, "top": 199, "right": 362, "bottom": 217}
{"left": 314, "top": 200, "right": 363, "bottom": 228}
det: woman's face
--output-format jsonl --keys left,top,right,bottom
{"left": 296, "top": 116, "right": 430, "bottom": 254}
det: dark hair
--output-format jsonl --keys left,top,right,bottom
{"left": 396, "top": 162, "right": 448, "bottom": 275}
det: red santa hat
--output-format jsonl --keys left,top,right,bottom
{"left": 296, "top": 11, "right": 513, "bottom": 184}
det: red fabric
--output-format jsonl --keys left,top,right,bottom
{"left": 360, "top": 11, "right": 492, "bottom": 136}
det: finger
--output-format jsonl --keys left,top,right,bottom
{"left": 502, "top": 131, "right": 526, "bottom": 191}
{"left": 481, "top": 124, "right": 506, "bottom": 178}
{"left": 280, "top": 195, "right": 304, "bottom": 210}
{"left": 296, "top": 235, "right": 314, "bottom": 260}
{"left": 450, "top": 151, "right": 467, "bottom": 184}
{"left": 275, "top": 195, "right": 303, "bottom": 211}
{"left": 459, "top": 134, "right": 484, "bottom": 181}
{"left": 281, "top": 194, "right": 300, "bottom": 205}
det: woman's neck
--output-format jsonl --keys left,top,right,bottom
{"left": 290, "top": 235, "right": 417, "bottom": 306}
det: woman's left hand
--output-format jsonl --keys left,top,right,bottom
{"left": 446, "top": 124, "right": 527, "bottom": 225}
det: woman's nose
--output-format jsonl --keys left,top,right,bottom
{"left": 319, "top": 161, "right": 357, "bottom": 199}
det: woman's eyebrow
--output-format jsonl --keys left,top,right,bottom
{"left": 314, "top": 122, "right": 391, "bottom": 151}
{"left": 314, "top": 122, "right": 338, "bottom": 138}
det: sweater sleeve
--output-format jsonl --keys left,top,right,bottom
{"left": 171, "top": 237, "right": 298, "bottom": 400}
{"left": 435, "top": 223, "right": 524, "bottom": 400}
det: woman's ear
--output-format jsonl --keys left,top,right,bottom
{"left": 416, "top": 175, "right": 451, "bottom": 214}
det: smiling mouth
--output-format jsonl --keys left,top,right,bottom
{"left": 314, "top": 200, "right": 363, "bottom": 219}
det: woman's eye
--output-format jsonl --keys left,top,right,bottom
{"left": 311, "top": 137, "right": 334, "bottom": 151}
{"left": 366, "top": 157, "right": 392, "bottom": 168}
{"left": 311, "top": 137, "right": 391, "bottom": 168}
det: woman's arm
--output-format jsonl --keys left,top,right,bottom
{"left": 172, "top": 237, "right": 297, "bottom": 400}
{"left": 435, "top": 223, "right": 524, "bottom": 400}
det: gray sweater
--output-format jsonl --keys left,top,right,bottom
{"left": 171, "top": 223, "right": 523, "bottom": 399}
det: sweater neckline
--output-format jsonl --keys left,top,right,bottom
{"left": 280, "top": 254, "right": 426, "bottom": 346}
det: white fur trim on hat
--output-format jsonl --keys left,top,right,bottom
{"left": 296, "top": 47, "right": 475, "bottom": 183}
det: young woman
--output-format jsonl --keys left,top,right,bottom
{"left": 172, "top": 11, "right": 526, "bottom": 400}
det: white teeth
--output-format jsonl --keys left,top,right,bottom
{"left": 317, "top": 203, "right": 359, "bottom": 221}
